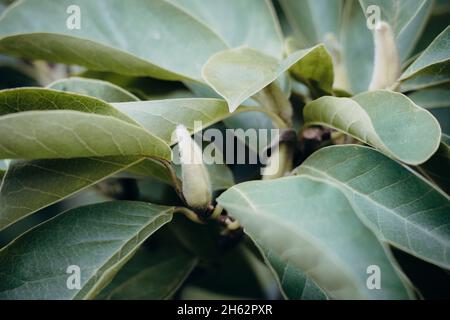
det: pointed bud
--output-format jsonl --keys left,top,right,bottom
{"left": 369, "top": 21, "right": 401, "bottom": 91}
{"left": 175, "top": 125, "right": 212, "bottom": 210}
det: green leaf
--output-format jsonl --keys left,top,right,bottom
{"left": 217, "top": 176, "right": 413, "bottom": 299}
{"left": 0, "top": 87, "right": 135, "bottom": 122}
{"left": 0, "top": 96, "right": 243, "bottom": 230}
{"left": 0, "top": 0, "right": 226, "bottom": 82}
{"left": 294, "top": 145, "right": 450, "bottom": 269}
{"left": 127, "top": 158, "right": 174, "bottom": 185}
{"left": 340, "top": 0, "right": 374, "bottom": 93}
{"left": 287, "top": 43, "right": 334, "bottom": 95}
{"left": 408, "top": 87, "right": 450, "bottom": 109}
{"left": 0, "top": 156, "right": 142, "bottom": 231}
{"left": 97, "top": 245, "right": 197, "bottom": 300}
{"left": 400, "top": 26, "right": 450, "bottom": 91}
{"left": 303, "top": 90, "right": 441, "bottom": 165}
{"left": 0, "top": 201, "right": 174, "bottom": 299}
{"left": 167, "top": 0, "right": 284, "bottom": 59}
{"left": 421, "top": 134, "right": 450, "bottom": 194}
{"left": 184, "top": 80, "right": 276, "bottom": 153}
{"left": 414, "top": 1, "right": 450, "bottom": 55}
{"left": 113, "top": 99, "right": 264, "bottom": 188}
{"left": 0, "top": 110, "right": 172, "bottom": 160}
{"left": 78, "top": 70, "right": 193, "bottom": 100}
{"left": 257, "top": 245, "right": 327, "bottom": 300}
{"left": 45, "top": 79, "right": 227, "bottom": 191}
{"left": 359, "top": 0, "right": 433, "bottom": 61}
{"left": 202, "top": 45, "right": 331, "bottom": 112}
{"left": 0, "top": 86, "right": 144, "bottom": 231}
{"left": 112, "top": 98, "right": 244, "bottom": 144}
{"left": 180, "top": 243, "right": 270, "bottom": 299}
{"left": 49, "top": 77, "right": 139, "bottom": 102}
{"left": 279, "top": 0, "right": 343, "bottom": 48}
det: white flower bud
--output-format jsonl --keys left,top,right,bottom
{"left": 369, "top": 21, "right": 401, "bottom": 91}
{"left": 175, "top": 125, "right": 212, "bottom": 210}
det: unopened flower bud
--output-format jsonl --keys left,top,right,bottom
{"left": 369, "top": 21, "right": 401, "bottom": 91}
{"left": 175, "top": 125, "right": 212, "bottom": 210}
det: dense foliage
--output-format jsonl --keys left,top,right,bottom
{"left": 0, "top": 0, "right": 449, "bottom": 300}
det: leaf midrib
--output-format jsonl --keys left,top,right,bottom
{"left": 299, "top": 164, "right": 450, "bottom": 267}
{"left": 77, "top": 208, "right": 174, "bottom": 299}
{"left": 223, "top": 184, "right": 363, "bottom": 298}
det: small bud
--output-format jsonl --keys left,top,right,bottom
{"left": 369, "top": 21, "right": 401, "bottom": 91}
{"left": 175, "top": 125, "right": 212, "bottom": 210}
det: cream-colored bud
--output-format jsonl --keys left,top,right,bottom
{"left": 175, "top": 125, "right": 212, "bottom": 210}
{"left": 369, "top": 21, "right": 401, "bottom": 91}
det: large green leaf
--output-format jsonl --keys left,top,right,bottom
{"left": 0, "top": 110, "right": 171, "bottom": 160}
{"left": 287, "top": 43, "right": 334, "bottom": 96}
{"left": 97, "top": 244, "right": 197, "bottom": 300}
{"left": 0, "top": 87, "right": 135, "bottom": 122}
{"left": 112, "top": 98, "right": 248, "bottom": 143}
{"left": 408, "top": 87, "right": 450, "bottom": 109}
{"left": 400, "top": 26, "right": 450, "bottom": 91}
{"left": 167, "top": 0, "right": 283, "bottom": 59}
{"left": 414, "top": 0, "right": 450, "bottom": 55}
{"left": 0, "top": 201, "right": 174, "bottom": 299}
{"left": 257, "top": 245, "right": 327, "bottom": 300}
{"left": 279, "top": 0, "right": 343, "bottom": 49}
{"left": 49, "top": 77, "right": 139, "bottom": 102}
{"left": 421, "top": 135, "right": 450, "bottom": 194}
{"left": 202, "top": 45, "right": 332, "bottom": 112}
{"left": 303, "top": 90, "right": 441, "bottom": 165}
{"left": 217, "top": 176, "right": 413, "bottom": 299}
{"left": 0, "top": 90, "right": 243, "bottom": 230}
{"left": 340, "top": 0, "right": 374, "bottom": 93}
{"left": 0, "top": 86, "right": 145, "bottom": 231}
{"left": 46, "top": 79, "right": 230, "bottom": 191}
{"left": 0, "top": 156, "right": 142, "bottom": 231}
{"left": 78, "top": 70, "right": 193, "bottom": 100}
{"left": 295, "top": 145, "right": 450, "bottom": 269}
{"left": 359, "top": 0, "right": 433, "bottom": 61}
{"left": 116, "top": 98, "right": 281, "bottom": 164}
{"left": 0, "top": 0, "right": 226, "bottom": 81}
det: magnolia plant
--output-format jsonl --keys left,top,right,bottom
{"left": 0, "top": 0, "right": 449, "bottom": 300}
